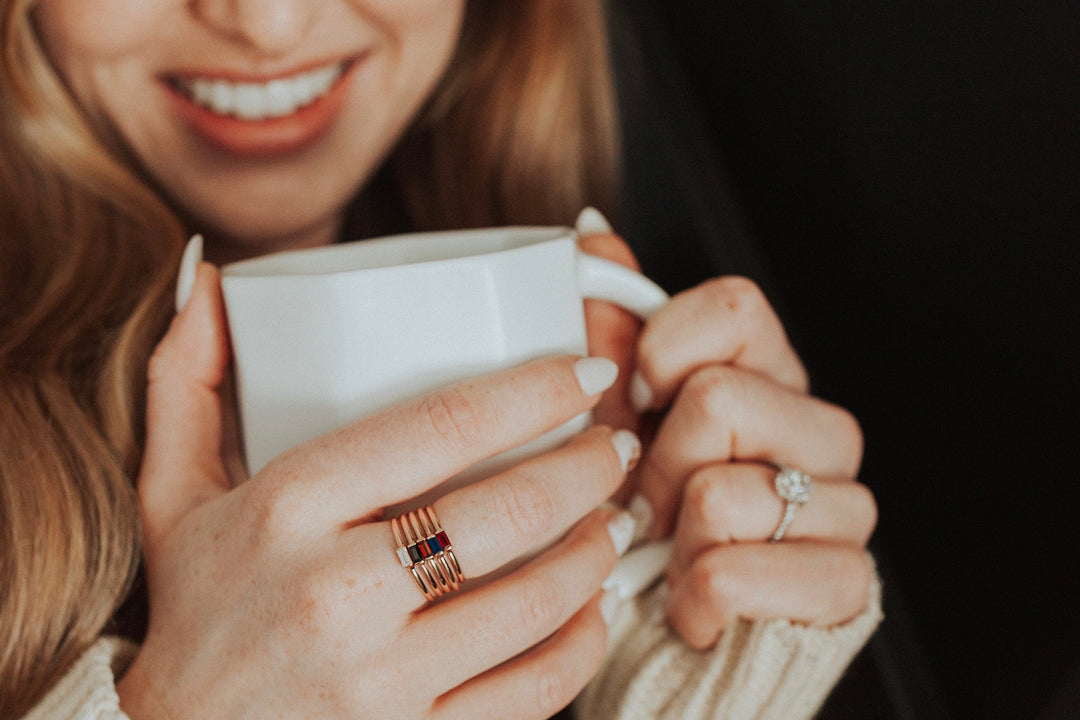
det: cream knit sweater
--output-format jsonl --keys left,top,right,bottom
{"left": 24, "top": 573, "right": 881, "bottom": 720}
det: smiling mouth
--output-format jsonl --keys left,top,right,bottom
{"left": 167, "top": 60, "right": 352, "bottom": 122}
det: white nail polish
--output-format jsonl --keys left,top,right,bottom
{"left": 574, "top": 357, "right": 618, "bottom": 396}
{"left": 575, "top": 206, "right": 614, "bottom": 236}
{"left": 607, "top": 510, "right": 636, "bottom": 557}
{"left": 611, "top": 429, "right": 641, "bottom": 473}
{"left": 175, "top": 234, "right": 203, "bottom": 313}
{"left": 629, "top": 371, "right": 654, "bottom": 414}
{"left": 628, "top": 494, "right": 654, "bottom": 540}
{"left": 600, "top": 588, "right": 620, "bottom": 627}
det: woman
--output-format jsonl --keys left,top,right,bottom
{"left": 1, "top": 1, "right": 880, "bottom": 718}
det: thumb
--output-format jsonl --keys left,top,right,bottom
{"left": 139, "top": 260, "right": 232, "bottom": 547}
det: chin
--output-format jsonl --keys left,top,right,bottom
{"left": 195, "top": 211, "right": 341, "bottom": 263}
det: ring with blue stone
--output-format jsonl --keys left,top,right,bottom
{"left": 393, "top": 505, "right": 464, "bottom": 602}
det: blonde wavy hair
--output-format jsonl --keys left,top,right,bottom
{"left": 0, "top": 0, "right": 619, "bottom": 715}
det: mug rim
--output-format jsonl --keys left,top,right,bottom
{"left": 221, "top": 225, "right": 574, "bottom": 279}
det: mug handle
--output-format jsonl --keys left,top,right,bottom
{"left": 576, "top": 252, "right": 669, "bottom": 320}
{"left": 575, "top": 250, "right": 675, "bottom": 601}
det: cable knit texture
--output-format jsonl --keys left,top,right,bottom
{"left": 573, "top": 559, "right": 883, "bottom": 720}
{"left": 24, "top": 638, "right": 137, "bottom": 720}
{"left": 24, "top": 568, "right": 879, "bottom": 720}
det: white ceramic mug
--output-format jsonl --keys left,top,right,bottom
{"left": 221, "top": 226, "right": 668, "bottom": 484}
{"left": 222, "top": 225, "right": 675, "bottom": 599}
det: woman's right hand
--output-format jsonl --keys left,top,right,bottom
{"left": 117, "top": 263, "right": 638, "bottom": 720}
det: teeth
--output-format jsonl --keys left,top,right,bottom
{"left": 179, "top": 63, "right": 344, "bottom": 121}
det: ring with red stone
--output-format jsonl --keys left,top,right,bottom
{"left": 419, "top": 506, "right": 464, "bottom": 585}
{"left": 392, "top": 505, "right": 465, "bottom": 602}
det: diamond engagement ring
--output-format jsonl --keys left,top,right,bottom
{"left": 769, "top": 464, "right": 813, "bottom": 542}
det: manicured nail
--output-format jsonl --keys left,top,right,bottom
{"left": 611, "top": 429, "right": 641, "bottom": 473}
{"left": 600, "top": 588, "right": 621, "bottom": 626}
{"left": 629, "top": 371, "right": 654, "bottom": 414}
{"left": 175, "top": 234, "right": 203, "bottom": 313}
{"left": 607, "top": 510, "right": 636, "bottom": 557}
{"left": 574, "top": 357, "right": 618, "bottom": 396}
{"left": 575, "top": 206, "right": 614, "bottom": 236}
{"left": 628, "top": 494, "right": 654, "bottom": 540}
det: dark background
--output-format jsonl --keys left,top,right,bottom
{"left": 623, "top": 2, "right": 1080, "bottom": 719}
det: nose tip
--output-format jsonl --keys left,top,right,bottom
{"left": 192, "top": 0, "right": 319, "bottom": 56}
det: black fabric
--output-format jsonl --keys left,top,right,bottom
{"left": 610, "top": 1, "right": 771, "bottom": 297}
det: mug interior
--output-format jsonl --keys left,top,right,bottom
{"left": 222, "top": 226, "right": 571, "bottom": 278}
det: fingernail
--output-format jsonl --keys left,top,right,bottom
{"left": 611, "top": 430, "right": 641, "bottom": 474}
{"left": 607, "top": 509, "right": 636, "bottom": 557}
{"left": 600, "top": 588, "right": 621, "bottom": 626}
{"left": 575, "top": 206, "right": 614, "bottom": 236}
{"left": 629, "top": 371, "right": 654, "bottom": 413}
{"left": 574, "top": 357, "right": 618, "bottom": 396}
{"left": 175, "top": 234, "right": 203, "bottom": 313}
{"left": 628, "top": 494, "right": 654, "bottom": 541}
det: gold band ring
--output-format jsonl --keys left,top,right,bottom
{"left": 393, "top": 505, "right": 465, "bottom": 602}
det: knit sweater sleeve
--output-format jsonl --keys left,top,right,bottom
{"left": 23, "top": 638, "right": 137, "bottom": 720}
{"left": 573, "top": 558, "right": 883, "bottom": 720}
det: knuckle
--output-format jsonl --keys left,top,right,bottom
{"left": 688, "top": 554, "right": 737, "bottom": 615}
{"left": 704, "top": 276, "right": 767, "bottom": 318}
{"left": 517, "top": 577, "right": 564, "bottom": 630}
{"left": 420, "top": 386, "right": 489, "bottom": 451}
{"left": 851, "top": 483, "right": 879, "bottom": 543}
{"left": 683, "top": 365, "right": 740, "bottom": 426}
{"left": 534, "top": 665, "right": 574, "bottom": 715}
{"left": 246, "top": 475, "right": 309, "bottom": 543}
{"left": 684, "top": 471, "right": 738, "bottom": 541}
{"left": 494, "top": 471, "right": 556, "bottom": 540}
{"left": 833, "top": 406, "right": 865, "bottom": 473}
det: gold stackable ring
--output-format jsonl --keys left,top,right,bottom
{"left": 392, "top": 505, "right": 465, "bottom": 602}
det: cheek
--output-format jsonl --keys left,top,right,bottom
{"left": 355, "top": 0, "right": 466, "bottom": 53}
{"left": 34, "top": 0, "right": 174, "bottom": 59}
{"left": 384, "top": 0, "right": 467, "bottom": 86}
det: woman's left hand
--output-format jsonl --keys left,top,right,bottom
{"left": 580, "top": 224, "right": 877, "bottom": 650}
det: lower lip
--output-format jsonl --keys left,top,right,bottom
{"left": 163, "top": 59, "right": 361, "bottom": 158}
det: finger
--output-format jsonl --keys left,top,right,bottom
{"left": 263, "top": 354, "right": 620, "bottom": 525}
{"left": 633, "top": 276, "right": 808, "bottom": 413}
{"left": 332, "top": 427, "right": 637, "bottom": 614}
{"left": 408, "top": 506, "right": 628, "bottom": 695}
{"left": 432, "top": 595, "right": 609, "bottom": 720}
{"left": 140, "top": 263, "right": 231, "bottom": 547}
{"left": 579, "top": 231, "right": 645, "bottom": 435}
{"left": 666, "top": 543, "right": 872, "bottom": 650}
{"left": 434, "top": 426, "right": 639, "bottom": 580}
{"left": 669, "top": 463, "right": 877, "bottom": 579}
{"left": 639, "top": 365, "right": 863, "bottom": 537}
